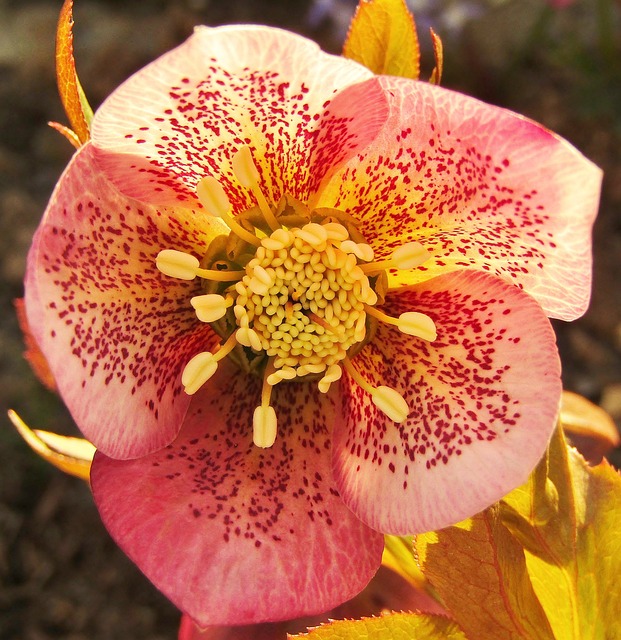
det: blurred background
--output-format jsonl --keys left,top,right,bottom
{"left": 1, "top": 0, "right": 620, "bottom": 637}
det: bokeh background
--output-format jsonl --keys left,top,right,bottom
{"left": 1, "top": 0, "right": 620, "bottom": 637}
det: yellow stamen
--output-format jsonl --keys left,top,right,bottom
{"left": 318, "top": 363, "right": 342, "bottom": 393}
{"left": 340, "top": 240, "right": 374, "bottom": 262}
{"left": 197, "top": 176, "right": 261, "bottom": 246}
{"left": 343, "top": 358, "right": 409, "bottom": 423}
{"left": 156, "top": 249, "right": 244, "bottom": 281}
{"left": 364, "top": 306, "right": 437, "bottom": 341}
{"left": 181, "top": 333, "right": 238, "bottom": 395}
{"left": 232, "top": 146, "right": 280, "bottom": 232}
{"left": 190, "top": 294, "right": 233, "bottom": 323}
{"left": 253, "top": 359, "right": 278, "bottom": 448}
{"left": 360, "top": 241, "right": 430, "bottom": 274}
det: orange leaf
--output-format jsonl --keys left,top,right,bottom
{"left": 416, "top": 508, "right": 555, "bottom": 640}
{"left": 48, "top": 121, "right": 82, "bottom": 149}
{"left": 343, "top": 0, "right": 420, "bottom": 79}
{"left": 560, "top": 390, "right": 620, "bottom": 462}
{"left": 56, "top": 0, "right": 92, "bottom": 144}
{"left": 428, "top": 28, "right": 443, "bottom": 85}
{"left": 14, "top": 298, "right": 57, "bottom": 392}
{"left": 8, "top": 410, "right": 94, "bottom": 481}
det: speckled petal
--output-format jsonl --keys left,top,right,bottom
{"left": 317, "top": 76, "right": 602, "bottom": 321}
{"left": 91, "top": 363, "right": 384, "bottom": 627}
{"left": 25, "top": 144, "right": 224, "bottom": 459}
{"left": 332, "top": 270, "right": 561, "bottom": 534}
{"left": 90, "top": 25, "right": 383, "bottom": 210}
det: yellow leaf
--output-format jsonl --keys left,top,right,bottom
{"left": 8, "top": 410, "right": 95, "bottom": 481}
{"left": 501, "top": 427, "right": 621, "bottom": 639}
{"left": 56, "top": 0, "right": 92, "bottom": 145}
{"left": 382, "top": 535, "right": 427, "bottom": 590}
{"left": 289, "top": 612, "right": 466, "bottom": 639}
{"left": 416, "top": 507, "right": 555, "bottom": 640}
{"left": 343, "top": 0, "right": 420, "bottom": 79}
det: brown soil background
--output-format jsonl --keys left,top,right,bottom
{"left": 1, "top": 1, "right": 620, "bottom": 638}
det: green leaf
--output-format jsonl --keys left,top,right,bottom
{"left": 343, "top": 0, "right": 420, "bottom": 79}
{"left": 289, "top": 612, "right": 466, "bottom": 639}
{"left": 416, "top": 507, "right": 555, "bottom": 640}
{"left": 56, "top": 0, "right": 92, "bottom": 144}
{"left": 500, "top": 427, "right": 621, "bottom": 639}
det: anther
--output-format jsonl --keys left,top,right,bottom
{"left": 197, "top": 176, "right": 261, "bottom": 247}
{"left": 156, "top": 249, "right": 245, "bottom": 282}
{"left": 343, "top": 358, "right": 410, "bottom": 423}
{"left": 232, "top": 146, "right": 280, "bottom": 232}
{"left": 360, "top": 241, "right": 430, "bottom": 274}
{"left": 190, "top": 294, "right": 232, "bottom": 323}
{"left": 253, "top": 359, "right": 278, "bottom": 448}
{"left": 364, "top": 306, "right": 437, "bottom": 341}
{"left": 318, "top": 363, "right": 342, "bottom": 393}
{"left": 340, "top": 240, "right": 374, "bottom": 262}
{"left": 181, "top": 334, "right": 238, "bottom": 395}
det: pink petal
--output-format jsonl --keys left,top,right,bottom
{"left": 90, "top": 26, "right": 384, "bottom": 209}
{"left": 317, "top": 76, "right": 602, "bottom": 321}
{"left": 90, "top": 363, "right": 384, "bottom": 627}
{"left": 178, "top": 566, "right": 444, "bottom": 639}
{"left": 332, "top": 270, "right": 561, "bottom": 534}
{"left": 25, "top": 144, "right": 223, "bottom": 459}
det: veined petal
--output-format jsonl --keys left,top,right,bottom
{"left": 332, "top": 270, "right": 561, "bottom": 534}
{"left": 90, "top": 26, "right": 383, "bottom": 209}
{"left": 90, "top": 364, "right": 384, "bottom": 627}
{"left": 177, "top": 566, "right": 443, "bottom": 639}
{"left": 317, "top": 76, "right": 602, "bottom": 321}
{"left": 24, "top": 144, "right": 224, "bottom": 459}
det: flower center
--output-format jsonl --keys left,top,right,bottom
{"left": 156, "top": 146, "right": 436, "bottom": 448}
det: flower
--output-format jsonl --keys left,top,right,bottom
{"left": 25, "top": 25, "right": 601, "bottom": 626}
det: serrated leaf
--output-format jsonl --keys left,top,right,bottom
{"left": 416, "top": 506, "right": 554, "bottom": 640}
{"left": 500, "top": 427, "right": 621, "bottom": 639}
{"left": 343, "top": 0, "right": 420, "bottom": 79}
{"left": 56, "top": 0, "right": 92, "bottom": 144}
{"left": 290, "top": 612, "right": 466, "bottom": 639}
{"left": 8, "top": 410, "right": 94, "bottom": 481}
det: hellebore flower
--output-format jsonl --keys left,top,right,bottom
{"left": 25, "top": 25, "right": 601, "bottom": 626}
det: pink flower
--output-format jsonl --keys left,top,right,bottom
{"left": 25, "top": 26, "right": 600, "bottom": 626}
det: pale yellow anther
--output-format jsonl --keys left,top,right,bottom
{"left": 196, "top": 176, "right": 231, "bottom": 218}
{"left": 267, "top": 367, "right": 296, "bottom": 386}
{"left": 190, "top": 294, "right": 230, "bottom": 323}
{"left": 232, "top": 146, "right": 280, "bottom": 232}
{"left": 252, "top": 264, "right": 273, "bottom": 286}
{"left": 322, "top": 223, "right": 350, "bottom": 241}
{"left": 318, "top": 364, "right": 342, "bottom": 393}
{"left": 391, "top": 242, "right": 430, "bottom": 269}
{"left": 232, "top": 145, "right": 261, "bottom": 188}
{"left": 253, "top": 405, "right": 277, "bottom": 448}
{"left": 296, "top": 223, "right": 328, "bottom": 249}
{"left": 297, "top": 363, "right": 326, "bottom": 376}
{"left": 261, "top": 228, "right": 293, "bottom": 251}
{"left": 236, "top": 326, "right": 263, "bottom": 351}
{"left": 398, "top": 312, "right": 437, "bottom": 341}
{"left": 340, "top": 240, "right": 374, "bottom": 262}
{"left": 372, "top": 386, "right": 410, "bottom": 423}
{"left": 181, "top": 352, "right": 218, "bottom": 395}
{"left": 156, "top": 249, "right": 199, "bottom": 280}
